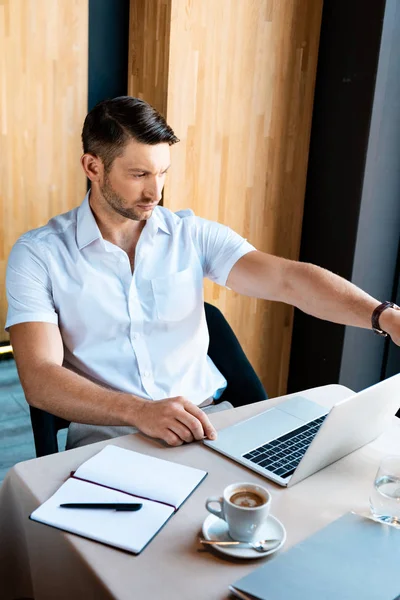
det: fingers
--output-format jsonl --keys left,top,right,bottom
{"left": 168, "top": 421, "right": 195, "bottom": 444}
{"left": 133, "top": 395, "right": 217, "bottom": 446}
{"left": 161, "top": 400, "right": 218, "bottom": 445}
{"left": 183, "top": 401, "right": 217, "bottom": 441}
{"left": 175, "top": 410, "right": 206, "bottom": 441}
{"left": 163, "top": 430, "right": 184, "bottom": 447}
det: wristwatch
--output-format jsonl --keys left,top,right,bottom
{"left": 371, "top": 301, "right": 400, "bottom": 337}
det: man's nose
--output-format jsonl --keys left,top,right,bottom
{"left": 144, "top": 176, "right": 163, "bottom": 201}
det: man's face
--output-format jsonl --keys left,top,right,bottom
{"left": 99, "top": 139, "right": 171, "bottom": 221}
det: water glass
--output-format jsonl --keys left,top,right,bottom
{"left": 369, "top": 455, "right": 400, "bottom": 527}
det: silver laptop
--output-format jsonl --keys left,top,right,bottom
{"left": 204, "top": 373, "right": 400, "bottom": 487}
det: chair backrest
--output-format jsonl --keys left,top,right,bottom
{"left": 203, "top": 302, "right": 266, "bottom": 406}
{"left": 29, "top": 302, "right": 266, "bottom": 457}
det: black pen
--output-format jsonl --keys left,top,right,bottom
{"left": 59, "top": 503, "right": 143, "bottom": 511}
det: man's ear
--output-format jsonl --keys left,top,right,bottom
{"left": 81, "top": 154, "right": 103, "bottom": 182}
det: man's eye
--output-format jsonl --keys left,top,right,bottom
{"left": 133, "top": 173, "right": 146, "bottom": 178}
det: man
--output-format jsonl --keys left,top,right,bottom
{"left": 6, "top": 96, "right": 400, "bottom": 450}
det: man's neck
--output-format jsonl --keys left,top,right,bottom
{"left": 88, "top": 194, "right": 145, "bottom": 255}
{"left": 95, "top": 210, "right": 144, "bottom": 251}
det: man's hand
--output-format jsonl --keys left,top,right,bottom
{"left": 133, "top": 396, "right": 218, "bottom": 446}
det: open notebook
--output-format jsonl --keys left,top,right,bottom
{"left": 30, "top": 444, "right": 207, "bottom": 554}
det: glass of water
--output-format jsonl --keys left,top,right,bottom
{"left": 369, "top": 455, "right": 400, "bottom": 526}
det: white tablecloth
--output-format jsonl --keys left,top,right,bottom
{"left": 1, "top": 384, "right": 399, "bottom": 600}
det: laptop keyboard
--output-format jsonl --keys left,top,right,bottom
{"left": 242, "top": 414, "right": 327, "bottom": 479}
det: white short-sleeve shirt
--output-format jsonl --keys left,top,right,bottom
{"left": 6, "top": 192, "right": 256, "bottom": 405}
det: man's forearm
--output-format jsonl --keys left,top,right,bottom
{"left": 284, "top": 261, "right": 380, "bottom": 329}
{"left": 22, "top": 362, "right": 145, "bottom": 426}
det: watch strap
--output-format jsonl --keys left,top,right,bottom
{"left": 371, "top": 301, "right": 399, "bottom": 337}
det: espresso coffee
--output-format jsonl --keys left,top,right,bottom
{"left": 229, "top": 490, "right": 265, "bottom": 508}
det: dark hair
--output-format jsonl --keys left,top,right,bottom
{"left": 81, "top": 96, "right": 179, "bottom": 172}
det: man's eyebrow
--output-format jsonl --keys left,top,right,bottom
{"left": 126, "top": 165, "right": 171, "bottom": 173}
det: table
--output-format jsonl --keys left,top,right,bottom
{"left": 1, "top": 384, "right": 400, "bottom": 600}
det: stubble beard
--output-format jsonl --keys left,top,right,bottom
{"left": 100, "top": 175, "right": 152, "bottom": 222}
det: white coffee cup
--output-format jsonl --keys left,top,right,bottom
{"left": 205, "top": 482, "right": 271, "bottom": 542}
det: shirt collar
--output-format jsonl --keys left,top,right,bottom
{"left": 145, "top": 206, "right": 171, "bottom": 236}
{"left": 76, "top": 193, "right": 171, "bottom": 250}
{"left": 76, "top": 192, "right": 103, "bottom": 250}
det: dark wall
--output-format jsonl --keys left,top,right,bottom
{"left": 384, "top": 247, "right": 400, "bottom": 380}
{"left": 288, "top": 0, "right": 400, "bottom": 394}
{"left": 339, "top": 0, "right": 400, "bottom": 390}
{"left": 88, "top": 0, "right": 130, "bottom": 111}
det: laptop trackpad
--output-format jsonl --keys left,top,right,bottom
{"left": 214, "top": 408, "right": 305, "bottom": 456}
{"left": 277, "top": 396, "right": 328, "bottom": 421}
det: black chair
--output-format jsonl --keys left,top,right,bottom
{"left": 29, "top": 302, "right": 267, "bottom": 457}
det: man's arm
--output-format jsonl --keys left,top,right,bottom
{"left": 226, "top": 251, "right": 400, "bottom": 344}
{"left": 10, "top": 322, "right": 216, "bottom": 446}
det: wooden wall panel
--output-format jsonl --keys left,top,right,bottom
{"left": 128, "top": 0, "right": 171, "bottom": 115}
{"left": 128, "top": 0, "right": 322, "bottom": 398}
{"left": 0, "top": 0, "right": 88, "bottom": 342}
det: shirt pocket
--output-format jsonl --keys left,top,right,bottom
{"left": 151, "top": 268, "right": 198, "bottom": 322}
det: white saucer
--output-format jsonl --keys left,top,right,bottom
{"left": 201, "top": 513, "right": 286, "bottom": 560}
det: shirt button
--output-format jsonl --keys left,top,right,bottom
{"left": 132, "top": 333, "right": 140, "bottom": 340}
{"left": 143, "top": 371, "right": 151, "bottom": 378}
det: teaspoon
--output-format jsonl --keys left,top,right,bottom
{"left": 199, "top": 538, "right": 280, "bottom": 552}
